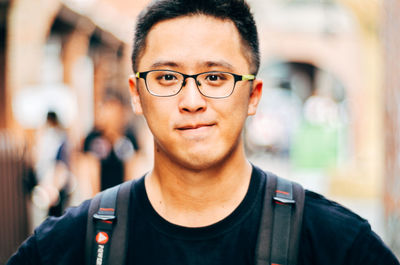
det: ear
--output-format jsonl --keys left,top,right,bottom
{"left": 129, "top": 75, "right": 143, "bottom": 115}
{"left": 247, "top": 79, "right": 263, "bottom": 116}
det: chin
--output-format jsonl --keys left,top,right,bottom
{"left": 175, "top": 148, "right": 234, "bottom": 173}
{"left": 158, "top": 135, "right": 243, "bottom": 172}
{"left": 181, "top": 159, "right": 219, "bottom": 172}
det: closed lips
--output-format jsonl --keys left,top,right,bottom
{"left": 177, "top": 124, "right": 215, "bottom": 130}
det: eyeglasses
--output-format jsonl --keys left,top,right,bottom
{"left": 136, "top": 70, "right": 255, "bottom": 98}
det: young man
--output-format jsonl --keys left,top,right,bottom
{"left": 7, "top": 0, "right": 399, "bottom": 264}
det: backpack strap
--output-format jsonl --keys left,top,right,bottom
{"left": 85, "top": 180, "right": 134, "bottom": 265}
{"left": 255, "top": 172, "right": 305, "bottom": 265}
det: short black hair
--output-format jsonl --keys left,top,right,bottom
{"left": 131, "top": 0, "right": 260, "bottom": 74}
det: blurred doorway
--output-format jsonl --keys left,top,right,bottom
{"left": 0, "top": 0, "right": 8, "bottom": 129}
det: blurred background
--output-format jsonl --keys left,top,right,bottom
{"left": 0, "top": 0, "right": 399, "bottom": 262}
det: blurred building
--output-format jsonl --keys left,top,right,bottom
{"left": 246, "top": 0, "right": 398, "bottom": 255}
{"left": 0, "top": 0, "right": 8, "bottom": 128}
{"left": 0, "top": 131, "right": 31, "bottom": 264}
{"left": 0, "top": 0, "right": 150, "bottom": 261}
{"left": 247, "top": 0, "right": 384, "bottom": 197}
{"left": 382, "top": 0, "right": 400, "bottom": 257}
{"left": 1, "top": 0, "right": 149, "bottom": 139}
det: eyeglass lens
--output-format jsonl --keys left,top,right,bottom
{"left": 145, "top": 70, "right": 235, "bottom": 98}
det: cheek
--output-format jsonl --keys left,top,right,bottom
{"left": 216, "top": 99, "right": 249, "bottom": 132}
{"left": 230, "top": 92, "right": 251, "bottom": 117}
{"left": 141, "top": 97, "right": 173, "bottom": 132}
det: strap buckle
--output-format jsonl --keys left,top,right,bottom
{"left": 93, "top": 213, "right": 117, "bottom": 221}
{"left": 273, "top": 196, "right": 296, "bottom": 204}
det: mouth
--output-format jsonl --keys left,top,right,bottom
{"left": 176, "top": 123, "right": 215, "bottom": 131}
{"left": 177, "top": 123, "right": 215, "bottom": 131}
{"left": 175, "top": 122, "right": 217, "bottom": 140}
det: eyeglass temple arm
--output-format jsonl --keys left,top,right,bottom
{"left": 242, "top": 74, "right": 255, "bottom": 81}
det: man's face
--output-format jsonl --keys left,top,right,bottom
{"left": 129, "top": 15, "right": 262, "bottom": 171}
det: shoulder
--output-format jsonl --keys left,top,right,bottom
{"left": 9, "top": 200, "right": 90, "bottom": 265}
{"left": 38, "top": 200, "right": 90, "bottom": 264}
{"left": 300, "top": 190, "right": 398, "bottom": 264}
{"left": 303, "top": 190, "right": 368, "bottom": 232}
{"left": 302, "top": 190, "right": 369, "bottom": 246}
{"left": 36, "top": 199, "right": 90, "bottom": 240}
{"left": 253, "top": 166, "right": 369, "bottom": 237}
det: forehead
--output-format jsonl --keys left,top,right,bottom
{"left": 137, "top": 15, "right": 250, "bottom": 72}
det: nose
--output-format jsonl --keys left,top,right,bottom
{"left": 178, "top": 77, "right": 207, "bottom": 113}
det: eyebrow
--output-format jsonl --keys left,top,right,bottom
{"left": 203, "top": 60, "right": 235, "bottom": 71}
{"left": 150, "top": 61, "right": 180, "bottom": 69}
{"left": 149, "top": 60, "right": 235, "bottom": 71}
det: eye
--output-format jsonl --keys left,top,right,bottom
{"left": 162, "top": 74, "right": 176, "bottom": 81}
{"left": 156, "top": 73, "right": 177, "bottom": 81}
{"left": 205, "top": 73, "right": 228, "bottom": 82}
{"left": 202, "top": 72, "right": 229, "bottom": 86}
{"left": 206, "top": 74, "right": 220, "bottom": 81}
{"left": 151, "top": 71, "right": 181, "bottom": 86}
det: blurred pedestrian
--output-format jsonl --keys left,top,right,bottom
{"left": 32, "top": 111, "right": 71, "bottom": 217}
{"left": 77, "top": 91, "right": 140, "bottom": 199}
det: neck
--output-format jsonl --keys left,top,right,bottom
{"left": 145, "top": 142, "right": 252, "bottom": 227}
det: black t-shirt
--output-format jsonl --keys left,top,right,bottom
{"left": 7, "top": 166, "right": 399, "bottom": 265}
{"left": 126, "top": 166, "right": 264, "bottom": 265}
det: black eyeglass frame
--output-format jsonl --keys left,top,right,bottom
{"left": 135, "top": 70, "right": 255, "bottom": 99}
